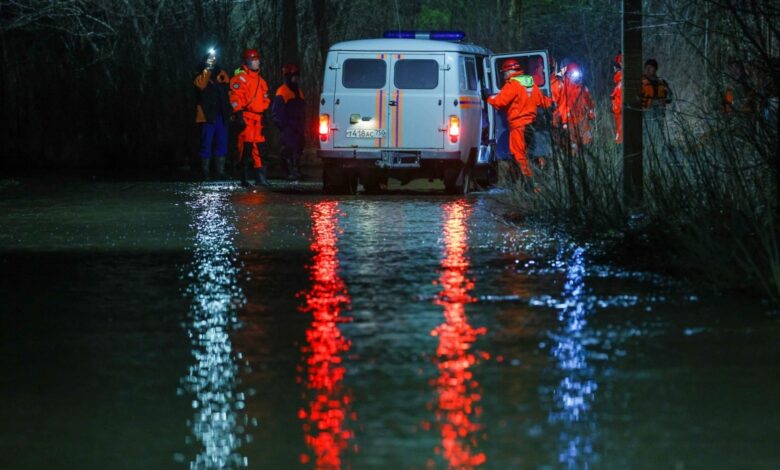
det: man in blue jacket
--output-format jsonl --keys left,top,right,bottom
{"left": 194, "top": 48, "right": 231, "bottom": 180}
{"left": 271, "top": 63, "right": 306, "bottom": 180}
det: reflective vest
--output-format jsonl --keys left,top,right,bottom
{"left": 488, "top": 73, "right": 549, "bottom": 128}
{"left": 641, "top": 75, "right": 671, "bottom": 108}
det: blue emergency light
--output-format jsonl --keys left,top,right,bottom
{"left": 383, "top": 30, "right": 466, "bottom": 41}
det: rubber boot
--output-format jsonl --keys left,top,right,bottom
{"left": 240, "top": 159, "right": 251, "bottom": 187}
{"left": 255, "top": 167, "right": 269, "bottom": 187}
{"left": 214, "top": 156, "right": 226, "bottom": 180}
{"left": 200, "top": 158, "right": 210, "bottom": 181}
{"left": 291, "top": 154, "right": 303, "bottom": 180}
{"left": 282, "top": 147, "right": 296, "bottom": 181}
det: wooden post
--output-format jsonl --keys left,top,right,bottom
{"left": 623, "top": 0, "right": 643, "bottom": 205}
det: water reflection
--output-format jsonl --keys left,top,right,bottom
{"left": 298, "top": 201, "right": 356, "bottom": 468}
{"left": 182, "top": 188, "right": 248, "bottom": 469}
{"left": 430, "top": 201, "right": 487, "bottom": 469}
{"left": 549, "top": 247, "right": 598, "bottom": 468}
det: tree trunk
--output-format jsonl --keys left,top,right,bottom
{"left": 311, "top": 0, "right": 329, "bottom": 65}
{"left": 623, "top": 0, "right": 643, "bottom": 206}
{"left": 282, "top": 0, "right": 299, "bottom": 65}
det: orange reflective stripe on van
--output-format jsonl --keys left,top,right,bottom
{"left": 458, "top": 96, "right": 481, "bottom": 109}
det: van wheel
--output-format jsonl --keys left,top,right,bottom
{"left": 344, "top": 172, "right": 358, "bottom": 195}
{"left": 360, "top": 173, "right": 382, "bottom": 194}
{"left": 323, "top": 166, "right": 357, "bottom": 195}
{"left": 462, "top": 167, "right": 472, "bottom": 195}
{"left": 443, "top": 165, "right": 463, "bottom": 195}
{"left": 323, "top": 166, "right": 340, "bottom": 194}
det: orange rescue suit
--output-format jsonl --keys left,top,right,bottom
{"left": 611, "top": 70, "right": 623, "bottom": 144}
{"left": 550, "top": 74, "right": 564, "bottom": 126}
{"left": 229, "top": 65, "right": 271, "bottom": 168}
{"left": 558, "top": 78, "right": 595, "bottom": 151}
{"left": 488, "top": 73, "right": 550, "bottom": 178}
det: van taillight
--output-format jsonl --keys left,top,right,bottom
{"left": 448, "top": 115, "right": 460, "bottom": 142}
{"left": 319, "top": 114, "right": 329, "bottom": 141}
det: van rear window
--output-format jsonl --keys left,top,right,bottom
{"left": 342, "top": 59, "right": 387, "bottom": 89}
{"left": 394, "top": 60, "right": 439, "bottom": 89}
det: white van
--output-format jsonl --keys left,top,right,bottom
{"left": 317, "top": 31, "right": 551, "bottom": 194}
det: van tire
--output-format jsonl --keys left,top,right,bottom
{"left": 462, "top": 167, "right": 472, "bottom": 195}
{"left": 360, "top": 171, "right": 383, "bottom": 194}
{"left": 443, "top": 164, "right": 464, "bottom": 195}
{"left": 323, "top": 165, "right": 358, "bottom": 195}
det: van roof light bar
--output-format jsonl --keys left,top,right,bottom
{"left": 383, "top": 30, "right": 466, "bottom": 41}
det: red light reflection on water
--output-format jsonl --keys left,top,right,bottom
{"left": 298, "top": 201, "right": 355, "bottom": 468}
{"left": 430, "top": 201, "right": 487, "bottom": 469}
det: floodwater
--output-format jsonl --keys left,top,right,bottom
{"left": 1, "top": 179, "right": 778, "bottom": 469}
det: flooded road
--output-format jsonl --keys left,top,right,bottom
{"left": 1, "top": 180, "right": 779, "bottom": 469}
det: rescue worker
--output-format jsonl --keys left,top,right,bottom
{"left": 641, "top": 59, "right": 672, "bottom": 145}
{"left": 487, "top": 59, "right": 550, "bottom": 180}
{"left": 549, "top": 57, "right": 564, "bottom": 119}
{"left": 558, "top": 61, "right": 596, "bottom": 153}
{"left": 611, "top": 54, "right": 623, "bottom": 144}
{"left": 549, "top": 57, "right": 565, "bottom": 144}
{"left": 532, "top": 56, "right": 546, "bottom": 87}
{"left": 722, "top": 60, "right": 756, "bottom": 117}
{"left": 229, "top": 48, "right": 271, "bottom": 187}
{"left": 194, "top": 48, "right": 231, "bottom": 179}
{"left": 641, "top": 59, "right": 673, "bottom": 115}
{"left": 271, "top": 63, "right": 306, "bottom": 181}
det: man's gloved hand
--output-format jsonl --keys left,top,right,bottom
{"left": 481, "top": 87, "right": 492, "bottom": 100}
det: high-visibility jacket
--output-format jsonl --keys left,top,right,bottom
{"left": 641, "top": 75, "right": 672, "bottom": 108}
{"left": 488, "top": 74, "right": 548, "bottom": 129}
{"left": 194, "top": 66, "right": 231, "bottom": 124}
{"left": 271, "top": 82, "right": 306, "bottom": 149}
{"left": 229, "top": 66, "right": 271, "bottom": 118}
{"left": 611, "top": 70, "right": 623, "bottom": 143}
{"left": 611, "top": 70, "right": 623, "bottom": 114}
{"left": 550, "top": 74, "right": 564, "bottom": 125}
{"left": 558, "top": 78, "right": 595, "bottom": 125}
{"left": 230, "top": 66, "right": 271, "bottom": 165}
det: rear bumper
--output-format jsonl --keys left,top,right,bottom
{"left": 318, "top": 149, "right": 460, "bottom": 160}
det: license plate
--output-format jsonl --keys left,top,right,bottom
{"left": 346, "top": 128, "right": 386, "bottom": 139}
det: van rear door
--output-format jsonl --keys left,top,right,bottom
{"left": 488, "top": 51, "right": 551, "bottom": 160}
{"left": 333, "top": 53, "right": 391, "bottom": 148}
{"left": 388, "top": 54, "right": 445, "bottom": 149}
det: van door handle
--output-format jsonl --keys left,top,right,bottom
{"left": 388, "top": 100, "right": 397, "bottom": 106}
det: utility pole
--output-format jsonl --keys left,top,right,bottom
{"left": 623, "top": 0, "right": 643, "bottom": 205}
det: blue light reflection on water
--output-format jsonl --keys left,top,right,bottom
{"left": 549, "top": 246, "right": 598, "bottom": 468}
{"left": 181, "top": 188, "right": 248, "bottom": 469}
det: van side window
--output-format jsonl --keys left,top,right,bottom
{"left": 394, "top": 59, "right": 439, "bottom": 89}
{"left": 459, "top": 57, "right": 468, "bottom": 91}
{"left": 342, "top": 59, "right": 387, "bottom": 89}
{"left": 465, "top": 57, "right": 478, "bottom": 91}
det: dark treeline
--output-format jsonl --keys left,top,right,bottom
{"left": 0, "top": 0, "right": 622, "bottom": 172}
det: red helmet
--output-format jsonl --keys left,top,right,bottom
{"left": 615, "top": 53, "right": 622, "bottom": 68}
{"left": 567, "top": 62, "right": 583, "bottom": 81}
{"left": 501, "top": 59, "right": 523, "bottom": 73}
{"left": 243, "top": 48, "right": 260, "bottom": 61}
{"left": 282, "top": 63, "right": 300, "bottom": 75}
